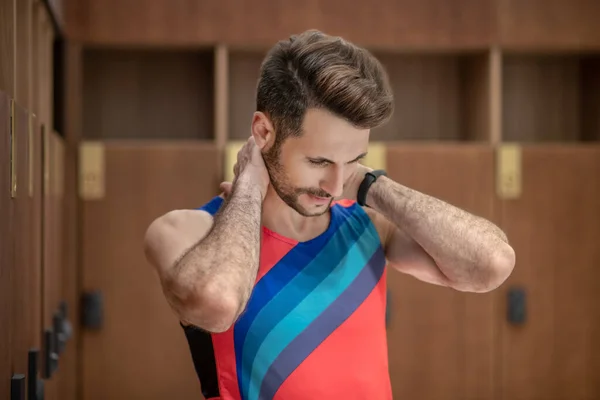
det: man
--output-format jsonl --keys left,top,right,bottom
{"left": 144, "top": 30, "right": 515, "bottom": 400}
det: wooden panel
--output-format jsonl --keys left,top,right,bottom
{"left": 82, "top": 49, "right": 214, "bottom": 140}
{"left": 498, "top": 146, "right": 600, "bottom": 400}
{"left": 228, "top": 51, "right": 264, "bottom": 140}
{"left": 0, "top": 0, "right": 15, "bottom": 96}
{"left": 10, "top": 101, "right": 35, "bottom": 383}
{"left": 67, "top": 0, "right": 496, "bottom": 49}
{"left": 41, "top": 129, "right": 64, "bottom": 400}
{"left": 16, "top": 0, "right": 31, "bottom": 108}
{"left": 373, "top": 53, "right": 490, "bottom": 141}
{"left": 498, "top": 0, "right": 600, "bottom": 50}
{"left": 385, "top": 144, "right": 496, "bottom": 400}
{"left": 503, "top": 54, "right": 600, "bottom": 142}
{"left": 0, "top": 91, "right": 13, "bottom": 398}
{"left": 30, "top": 113, "right": 44, "bottom": 380}
{"left": 58, "top": 41, "right": 83, "bottom": 400}
{"left": 81, "top": 142, "right": 220, "bottom": 400}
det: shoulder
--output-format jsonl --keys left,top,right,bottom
{"left": 143, "top": 195, "right": 225, "bottom": 274}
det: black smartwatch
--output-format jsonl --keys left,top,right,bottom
{"left": 357, "top": 169, "right": 387, "bottom": 207}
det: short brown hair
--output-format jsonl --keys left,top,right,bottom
{"left": 256, "top": 30, "right": 394, "bottom": 145}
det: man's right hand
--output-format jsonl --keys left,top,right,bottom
{"left": 232, "top": 136, "right": 270, "bottom": 199}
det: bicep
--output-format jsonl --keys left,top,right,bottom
{"left": 365, "top": 207, "right": 450, "bottom": 287}
{"left": 143, "top": 209, "right": 214, "bottom": 278}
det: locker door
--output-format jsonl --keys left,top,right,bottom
{"left": 384, "top": 144, "right": 498, "bottom": 400}
{"left": 11, "top": 101, "right": 43, "bottom": 394}
{"left": 80, "top": 141, "right": 220, "bottom": 400}
{"left": 0, "top": 92, "right": 14, "bottom": 399}
{"left": 41, "top": 129, "right": 67, "bottom": 400}
{"left": 498, "top": 146, "right": 600, "bottom": 400}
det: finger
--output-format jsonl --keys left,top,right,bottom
{"left": 219, "top": 181, "right": 232, "bottom": 194}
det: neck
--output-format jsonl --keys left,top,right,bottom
{"left": 261, "top": 185, "right": 330, "bottom": 242}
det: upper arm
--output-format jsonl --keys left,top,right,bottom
{"left": 143, "top": 208, "right": 215, "bottom": 280}
{"left": 364, "top": 207, "right": 451, "bottom": 287}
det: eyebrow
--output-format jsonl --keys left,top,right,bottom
{"left": 309, "top": 152, "right": 368, "bottom": 164}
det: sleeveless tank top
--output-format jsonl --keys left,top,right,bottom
{"left": 182, "top": 195, "right": 392, "bottom": 400}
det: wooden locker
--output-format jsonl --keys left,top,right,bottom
{"left": 0, "top": 91, "right": 14, "bottom": 398}
{"left": 80, "top": 142, "right": 220, "bottom": 400}
{"left": 497, "top": 145, "right": 600, "bottom": 400}
{"left": 11, "top": 100, "right": 39, "bottom": 387}
{"left": 41, "top": 129, "right": 66, "bottom": 400}
{"left": 30, "top": 113, "right": 44, "bottom": 396}
{"left": 384, "top": 144, "right": 497, "bottom": 400}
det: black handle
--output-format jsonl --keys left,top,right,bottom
{"left": 43, "top": 329, "right": 59, "bottom": 379}
{"left": 82, "top": 291, "right": 104, "bottom": 330}
{"left": 507, "top": 286, "right": 527, "bottom": 325}
{"left": 28, "top": 349, "right": 45, "bottom": 400}
{"left": 11, "top": 374, "right": 25, "bottom": 400}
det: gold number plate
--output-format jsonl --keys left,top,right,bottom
{"left": 496, "top": 144, "right": 522, "bottom": 199}
{"left": 79, "top": 141, "right": 106, "bottom": 200}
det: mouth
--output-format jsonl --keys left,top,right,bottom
{"left": 307, "top": 193, "right": 332, "bottom": 205}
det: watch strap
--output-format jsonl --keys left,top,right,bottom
{"left": 357, "top": 169, "right": 387, "bottom": 207}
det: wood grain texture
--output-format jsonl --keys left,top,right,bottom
{"left": 81, "top": 142, "right": 220, "bottom": 400}
{"left": 498, "top": 146, "right": 600, "bottom": 400}
{"left": 503, "top": 54, "right": 600, "bottom": 142}
{"left": 0, "top": 91, "right": 14, "bottom": 400}
{"left": 498, "top": 0, "right": 600, "bottom": 50}
{"left": 41, "top": 130, "right": 64, "bottom": 400}
{"left": 16, "top": 0, "right": 31, "bottom": 108}
{"left": 0, "top": 0, "right": 16, "bottom": 96}
{"left": 385, "top": 144, "right": 497, "bottom": 400}
{"left": 65, "top": 0, "right": 496, "bottom": 49}
{"left": 58, "top": 41, "right": 83, "bottom": 400}
{"left": 82, "top": 48, "right": 214, "bottom": 140}
{"left": 11, "top": 101, "right": 34, "bottom": 385}
{"left": 228, "top": 51, "right": 264, "bottom": 140}
{"left": 373, "top": 53, "right": 491, "bottom": 141}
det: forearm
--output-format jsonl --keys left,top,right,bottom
{"left": 367, "top": 175, "right": 514, "bottom": 290}
{"left": 171, "top": 175, "right": 262, "bottom": 326}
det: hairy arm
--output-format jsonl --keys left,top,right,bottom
{"left": 144, "top": 175, "right": 263, "bottom": 332}
{"left": 365, "top": 174, "right": 515, "bottom": 293}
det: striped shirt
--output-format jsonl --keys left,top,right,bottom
{"left": 182, "top": 195, "right": 392, "bottom": 400}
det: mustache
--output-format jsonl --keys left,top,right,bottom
{"left": 296, "top": 188, "right": 332, "bottom": 198}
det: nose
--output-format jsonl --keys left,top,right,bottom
{"left": 320, "top": 166, "right": 344, "bottom": 198}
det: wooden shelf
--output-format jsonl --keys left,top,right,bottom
{"left": 372, "top": 52, "right": 493, "bottom": 142}
{"left": 82, "top": 48, "right": 214, "bottom": 140}
{"left": 502, "top": 53, "right": 600, "bottom": 142}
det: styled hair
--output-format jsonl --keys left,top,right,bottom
{"left": 256, "top": 30, "right": 394, "bottom": 145}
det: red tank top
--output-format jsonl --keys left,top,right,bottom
{"left": 184, "top": 196, "right": 392, "bottom": 400}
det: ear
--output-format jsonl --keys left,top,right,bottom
{"left": 251, "top": 112, "right": 275, "bottom": 150}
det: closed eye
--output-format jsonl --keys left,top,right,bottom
{"left": 307, "top": 152, "right": 367, "bottom": 167}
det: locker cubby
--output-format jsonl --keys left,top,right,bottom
{"left": 228, "top": 50, "right": 493, "bottom": 142}
{"left": 228, "top": 50, "right": 266, "bottom": 140}
{"left": 82, "top": 48, "right": 215, "bottom": 140}
{"left": 372, "top": 52, "right": 492, "bottom": 142}
{"left": 502, "top": 53, "right": 600, "bottom": 142}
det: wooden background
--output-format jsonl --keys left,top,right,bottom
{"left": 1, "top": 0, "right": 599, "bottom": 399}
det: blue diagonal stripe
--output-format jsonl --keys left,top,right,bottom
{"left": 245, "top": 218, "right": 381, "bottom": 400}
{"left": 234, "top": 204, "right": 364, "bottom": 398}
{"left": 259, "top": 245, "right": 386, "bottom": 399}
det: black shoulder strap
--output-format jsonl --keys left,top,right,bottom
{"left": 181, "top": 323, "right": 220, "bottom": 398}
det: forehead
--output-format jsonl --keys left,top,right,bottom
{"left": 286, "top": 108, "right": 370, "bottom": 155}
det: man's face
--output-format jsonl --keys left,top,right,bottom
{"left": 262, "top": 108, "right": 370, "bottom": 217}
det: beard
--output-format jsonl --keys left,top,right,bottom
{"left": 262, "top": 145, "right": 332, "bottom": 217}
